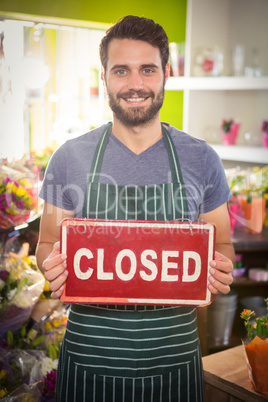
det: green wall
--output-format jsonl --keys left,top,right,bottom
{"left": 0, "top": 0, "right": 186, "bottom": 128}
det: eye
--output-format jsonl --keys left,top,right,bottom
{"left": 115, "top": 69, "right": 127, "bottom": 76}
{"left": 143, "top": 68, "right": 154, "bottom": 74}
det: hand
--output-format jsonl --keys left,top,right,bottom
{"left": 208, "top": 251, "right": 233, "bottom": 295}
{"left": 42, "top": 241, "right": 68, "bottom": 299}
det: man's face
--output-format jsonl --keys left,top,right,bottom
{"left": 102, "top": 39, "right": 169, "bottom": 127}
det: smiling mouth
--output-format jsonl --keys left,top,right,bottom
{"left": 119, "top": 91, "right": 153, "bottom": 104}
{"left": 125, "top": 97, "right": 147, "bottom": 102}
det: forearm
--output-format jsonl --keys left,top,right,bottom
{"left": 215, "top": 241, "right": 235, "bottom": 264}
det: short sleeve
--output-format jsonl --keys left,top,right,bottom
{"left": 39, "top": 145, "right": 74, "bottom": 211}
{"left": 199, "top": 145, "right": 232, "bottom": 214}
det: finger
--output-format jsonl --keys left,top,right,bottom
{"left": 210, "top": 259, "right": 233, "bottom": 274}
{"left": 208, "top": 275, "right": 231, "bottom": 295}
{"left": 208, "top": 283, "right": 219, "bottom": 295}
{"left": 49, "top": 241, "right": 61, "bottom": 258}
{"left": 209, "top": 266, "right": 233, "bottom": 286}
{"left": 51, "top": 284, "right": 65, "bottom": 299}
{"left": 45, "top": 261, "right": 68, "bottom": 283}
{"left": 49, "top": 270, "right": 68, "bottom": 293}
{"left": 43, "top": 252, "right": 67, "bottom": 273}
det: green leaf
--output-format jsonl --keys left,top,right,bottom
{"left": 31, "top": 335, "right": 45, "bottom": 347}
{"left": 20, "top": 326, "right": 26, "bottom": 338}
{"left": 16, "top": 277, "right": 28, "bottom": 293}
{"left": 6, "top": 330, "right": 13, "bottom": 348}
{"left": 48, "top": 344, "right": 58, "bottom": 360}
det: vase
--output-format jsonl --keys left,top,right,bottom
{"left": 222, "top": 122, "right": 240, "bottom": 145}
{"left": 240, "top": 197, "right": 266, "bottom": 234}
{"left": 228, "top": 202, "right": 238, "bottom": 235}
{"left": 243, "top": 336, "right": 268, "bottom": 395}
{"left": 262, "top": 132, "right": 268, "bottom": 148}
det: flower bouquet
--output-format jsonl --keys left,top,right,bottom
{"left": 221, "top": 119, "right": 240, "bottom": 145}
{"left": 0, "top": 253, "right": 45, "bottom": 338}
{"left": 0, "top": 320, "right": 62, "bottom": 400}
{"left": 0, "top": 165, "right": 38, "bottom": 230}
{"left": 240, "top": 298, "right": 268, "bottom": 395}
{"left": 0, "top": 349, "right": 44, "bottom": 400}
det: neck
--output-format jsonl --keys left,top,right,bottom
{"left": 112, "top": 115, "right": 163, "bottom": 155}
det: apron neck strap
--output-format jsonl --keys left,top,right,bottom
{"left": 89, "top": 122, "right": 112, "bottom": 182}
{"left": 161, "top": 124, "right": 183, "bottom": 184}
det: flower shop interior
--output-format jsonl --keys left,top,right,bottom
{"left": 0, "top": 0, "right": 268, "bottom": 400}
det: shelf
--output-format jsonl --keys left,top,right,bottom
{"left": 165, "top": 76, "right": 268, "bottom": 91}
{"left": 232, "top": 278, "right": 268, "bottom": 287}
{"left": 232, "top": 227, "right": 268, "bottom": 252}
{"left": 210, "top": 145, "right": 268, "bottom": 164}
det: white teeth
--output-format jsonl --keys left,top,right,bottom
{"left": 126, "top": 98, "right": 145, "bottom": 102}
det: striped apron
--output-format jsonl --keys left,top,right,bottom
{"left": 56, "top": 123, "right": 205, "bottom": 402}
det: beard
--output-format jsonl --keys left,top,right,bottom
{"left": 105, "top": 85, "right": 165, "bottom": 126}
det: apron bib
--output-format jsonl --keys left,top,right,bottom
{"left": 82, "top": 122, "right": 188, "bottom": 222}
{"left": 56, "top": 123, "right": 205, "bottom": 402}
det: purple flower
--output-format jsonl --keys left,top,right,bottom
{"left": 5, "top": 193, "right": 12, "bottom": 204}
{"left": 0, "top": 270, "right": 9, "bottom": 281}
{"left": 43, "top": 370, "right": 57, "bottom": 398}
{"left": 15, "top": 200, "right": 24, "bottom": 210}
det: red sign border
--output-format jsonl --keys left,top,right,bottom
{"left": 60, "top": 219, "right": 215, "bottom": 306}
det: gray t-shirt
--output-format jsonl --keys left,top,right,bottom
{"left": 39, "top": 122, "right": 231, "bottom": 221}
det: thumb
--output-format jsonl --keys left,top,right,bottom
{"left": 47, "top": 241, "right": 61, "bottom": 260}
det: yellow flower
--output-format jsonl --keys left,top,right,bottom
{"left": 44, "top": 279, "right": 50, "bottom": 292}
{"left": 15, "top": 186, "right": 27, "bottom": 197}
{"left": 0, "top": 388, "right": 8, "bottom": 398}
{"left": 45, "top": 322, "right": 53, "bottom": 330}
{"left": 18, "top": 178, "right": 31, "bottom": 187}
{"left": 0, "top": 369, "right": 6, "bottom": 380}
{"left": 52, "top": 319, "right": 62, "bottom": 327}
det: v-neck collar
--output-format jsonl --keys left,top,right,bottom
{"left": 109, "top": 132, "right": 165, "bottom": 161}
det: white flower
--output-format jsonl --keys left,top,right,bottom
{"left": 7, "top": 288, "right": 17, "bottom": 301}
{"left": 12, "top": 289, "right": 32, "bottom": 309}
{"left": 41, "top": 357, "right": 58, "bottom": 375}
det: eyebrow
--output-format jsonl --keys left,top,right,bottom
{"left": 110, "top": 63, "right": 159, "bottom": 72}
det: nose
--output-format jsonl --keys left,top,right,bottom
{"left": 127, "top": 71, "right": 144, "bottom": 91}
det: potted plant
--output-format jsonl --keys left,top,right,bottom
{"left": 261, "top": 120, "right": 268, "bottom": 148}
{"left": 226, "top": 166, "right": 267, "bottom": 234}
{"left": 221, "top": 119, "right": 240, "bottom": 145}
{"left": 240, "top": 298, "right": 268, "bottom": 395}
{"left": 240, "top": 166, "right": 267, "bottom": 234}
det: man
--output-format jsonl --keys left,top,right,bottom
{"left": 36, "top": 15, "right": 234, "bottom": 402}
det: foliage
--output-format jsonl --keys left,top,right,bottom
{"left": 221, "top": 119, "right": 234, "bottom": 133}
{"left": 241, "top": 298, "right": 268, "bottom": 341}
{"left": 226, "top": 165, "right": 268, "bottom": 203}
{"left": 261, "top": 120, "right": 268, "bottom": 134}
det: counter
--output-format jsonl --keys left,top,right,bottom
{"left": 202, "top": 345, "right": 268, "bottom": 401}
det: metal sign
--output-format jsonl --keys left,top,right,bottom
{"left": 60, "top": 219, "right": 215, "bottom": 306}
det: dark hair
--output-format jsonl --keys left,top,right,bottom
{"left": 99, "top": 15, "right": 169, "bottom": 73}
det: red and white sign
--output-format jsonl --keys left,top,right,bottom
{"left": 60, "top": 219, "right": 215, "bottom": 306}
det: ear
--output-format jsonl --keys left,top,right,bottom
{"left": 100, "top": 67, "right": 105, "bottom": 82}
{"left": 164, "top": 63, "right": 170, "bottom": 84}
